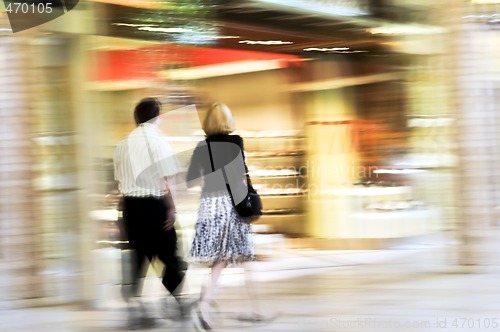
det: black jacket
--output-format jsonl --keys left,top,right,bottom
{"left": 186, "top": 134, "right": 249, "bottom": 195}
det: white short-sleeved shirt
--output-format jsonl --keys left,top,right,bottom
{"left": 114, "top": 123, "right": 179, "bottom": 197}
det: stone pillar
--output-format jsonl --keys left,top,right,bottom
{"left": 305, "top": 61, "right": 360, "bottom": 239}
{"left": 0, "top": 32, "right": 44, "bottom": 305}
{"left": 451, "top": 3, "right": 500, "bottom": 266}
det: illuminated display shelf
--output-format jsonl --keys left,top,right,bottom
{"left": 244, "top": 134, "right": 306, "bottom": 236}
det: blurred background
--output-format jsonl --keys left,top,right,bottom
{"left": 0, "top": 0, "right": 499, "bottom": 330}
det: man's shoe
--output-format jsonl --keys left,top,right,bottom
{"left": 139, "top": 316, "right": 157, "bottom": 329}
{"left": 178, "top": 297, "right": 198, "bottom": 320}
{"left": 126, "top": 299, "right": 157, "bottom": 330}
{"left": 126, "top": 316, "right": 156, "bottom": 330}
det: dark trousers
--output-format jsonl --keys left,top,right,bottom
{"left": 123, "top": 196, "right": 185, "bottom": 297}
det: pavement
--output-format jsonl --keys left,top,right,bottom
{"left": 2, "top": 231, "right": 500, "bottom": 332}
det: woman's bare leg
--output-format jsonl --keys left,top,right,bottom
{"left": 199, "top": 261, "right": 226, "bottom": 320}
{"left": 243, "top": 261, "right": 262, "bottom": 317}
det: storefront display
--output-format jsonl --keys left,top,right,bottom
{"left": 242, "top": 131, "right": 307, "bottom": 236}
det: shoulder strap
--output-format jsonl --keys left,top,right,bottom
{"left": 141, "top": 124, "right": 165, "bottom": 187}
{"left": 206, "top": 139, "right": 235, "bottom": 202}
{"left": 141, "top": 124, "right": 155, "bottom": 167}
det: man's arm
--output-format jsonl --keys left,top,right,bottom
{"left": 154, "top": 137, "right": 179, "bottom": 230}
{"left": 113, "top": 144, "right": 121, "bottom": 184}
{"left": 163, "top": 175, "right": 177, "bottom": 231}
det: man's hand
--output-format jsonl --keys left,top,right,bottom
{"left": 163, "top": 209, "right": 176, "bottom": 231}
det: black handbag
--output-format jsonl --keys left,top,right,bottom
{"left": 206, "top": 139, "right": 262, "bottom": 223}
{"left": 234, "top": 176, "right": 263, "bottom": 223}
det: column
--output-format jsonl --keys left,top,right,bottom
{"left": 0, "top": 32, "right": 44, "bottom": 306}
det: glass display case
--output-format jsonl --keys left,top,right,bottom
{"left": 322, "top": 182, "right": 441, "bottom": 238}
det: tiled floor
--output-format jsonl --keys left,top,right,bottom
{"left": 2, "top": 232, "right": 500, "bottom": 331}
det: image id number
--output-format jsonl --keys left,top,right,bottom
{"left": 452, "top": 318, "right": 499, "bottom": 329}
{"left": 6, "top": 2, "right": 53, "bottom": 14}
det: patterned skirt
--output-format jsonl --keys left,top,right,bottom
{"left": 189, "top": 192, "right": 254, "bottom": 265}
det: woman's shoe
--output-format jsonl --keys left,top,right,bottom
{"left": 236, "top": 312, "right": 278, "bottom": 324}
{"left": 196, "top": 308, "right": 212, "bottom": 331}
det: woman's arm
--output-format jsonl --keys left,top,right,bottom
{"left": 186, "top": 144, "right": 203, "bottom": 188}
{"left": 235, "top": 135, "right": 249, "bottom": 175}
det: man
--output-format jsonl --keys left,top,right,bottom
{"left": 114, "top": 97, "right": 188, "bottom": 327}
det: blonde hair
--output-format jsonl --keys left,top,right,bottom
{"left": 203, "top": 102, "right": 235, "bottom": 136}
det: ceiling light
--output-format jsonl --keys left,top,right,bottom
{"left": 304, "top": 47, "right": 349, "bottom": 51}
{"left": 138, "top": 27, "right": 191, "bottom": 33}
{"left": 217, "top": 35, "right": 241, "bottom": 39}
{"left": 369, "top": 24, "right": 447, "bottom": 35}
{"left": 254, "top": 0, "right": 368, "bottom": 17}
{"left": 239, "top": 40, "right": 293, "bottom": 45}
{"left": 303, "top": 47, "right": 367, "bottom": 53}
{"left": 112, "top": 23, "right": 154, "bottom": 28}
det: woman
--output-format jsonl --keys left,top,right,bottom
{"left": 186, "top": 102, "right": 255, "bottom": 330}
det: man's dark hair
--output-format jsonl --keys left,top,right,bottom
{"left": 134, "top": 97, "right": 161, "bottom": 124}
